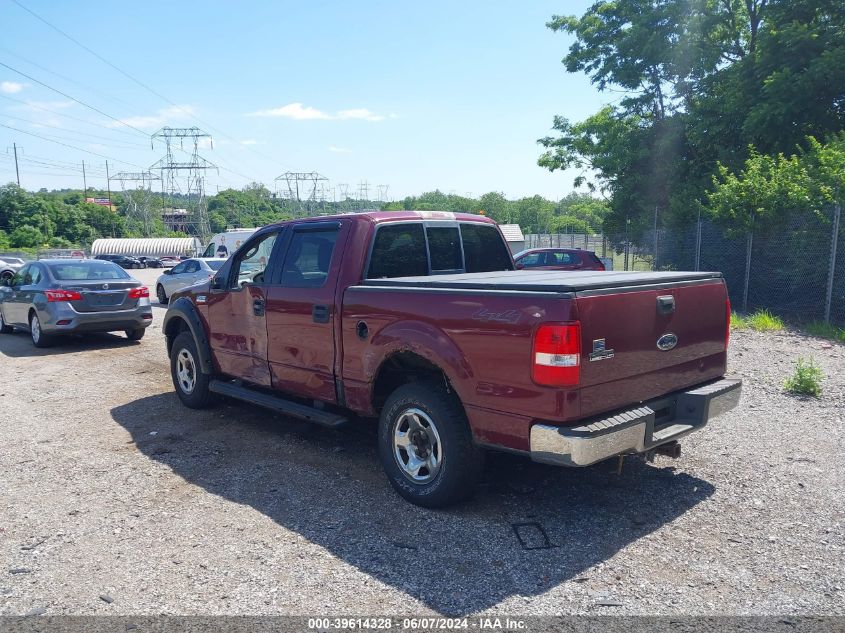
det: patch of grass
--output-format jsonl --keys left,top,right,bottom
{"left": 803, "top": 321, "right": 845, "bottom": 343}
{"left": 746, "top": 309, "right": 785, "bottom": 331}
{"left": 731, "top": 312, "right": 749, "bottom": 329}
{"left": 784, "top": 357, "right": 824, "bottom": 397}
{"left": 731, "top": 309, "right": 784, "bottom": 332}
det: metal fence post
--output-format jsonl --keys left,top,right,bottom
{"left": 742, "top": 230, "right": 753, "bottom": 314}
{"left": 824, "top": 203, "right": 841, "bottom": 324}
{"left": 694, "top": 217, "right": 702, "bottom": 271}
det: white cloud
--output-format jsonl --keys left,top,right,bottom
{"left": 248, "top": 102, "right": 332, "bottom": 120}
{"left": 107, "top": 104, "right": 196, "bottom": 129}
{"left": 248, "top": 102, "right": 388, "bottom": 122}
{"left": 240, "top": 139, "right": 263, "bottom": 146}
{"left": 336, "top": 108, "right": 384, "bottom": 122}
{"left": 1, "top": 81, "right": 26, "bottom": 94}
{"left": 329, "top": 145, "right": 352, "bottom": 153}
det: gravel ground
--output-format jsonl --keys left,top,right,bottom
{"left": 1, "top": 269, "right": 843, "bottom": 616}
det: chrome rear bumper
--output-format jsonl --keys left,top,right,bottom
{"left": 530, "top": 377, "right": 742, "bottom": 467}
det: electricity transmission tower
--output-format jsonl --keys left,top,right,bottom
{"left": 274, "top": 172, "right": 329, "bottom": 215}
{"left": 110, "top": 171, "right": 162, "bottom": 237}
{"left": 336, "top": 183, "right": 350, "bottom": 213}
{"left": 149, "top": 127, "right": 216, "bottom": 239}
{"left": 376, "top": 184, "right": 390, "bottom": 208}
{"left": 357, "top": 180, "right": 370, "bottom": 210}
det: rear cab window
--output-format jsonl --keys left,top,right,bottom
{"left": 366, "top": 221, "right": 513, "bottom": 279}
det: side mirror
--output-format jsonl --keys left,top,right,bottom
{"left": 515, "top": 262, "right": 525, "bottom": 270}
{"left": 162, "top": 269, "right": 171, "bottom": 275}
{"left": 210, "top": 276, "right": 224, "bottom": 290}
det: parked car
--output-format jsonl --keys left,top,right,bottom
{"left": 513, "top": 248, "right": 606, "bottom": 271}
{"left": 0, "top": 259, "right": 152, "bottom": 347}
{"left": 155, "top": 258, "right": 226, "bottom": 304}
{"left": 158, "top": 256, "right": 180, "bottom": 268}
{"left": 0, "top": 257, "right": 26, "bottom": 284}
{"left": 95, "top": 254, "right": 144, "bottom": 269}
{"left": 163, "top": 211, "right": 740, "bottom": 507}
{"left": 138, "top": 256, "right": 163, "bottom": 268}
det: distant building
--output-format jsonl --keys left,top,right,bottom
{"left": 162, "top": 208, "right": 189, "bottom": 233}
{"left": 499, "top": 224, "right": 525, "bottom": 254}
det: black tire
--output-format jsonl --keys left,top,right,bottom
{"left": 125, "top": 328, "right": 146, "bottom": 341}
{"left": 378, "top": 379, "right": 485, "bottom": 508}
{"left": 170, "top": 331, "right": 215, "bottom": 408}
{"left": 0, "top": 308, "right": 13, "bottom": 333}
{"left": 157, "top": 284, "right": 168, "bottom": 305}
{"left": 29, "top": 311, "right": 53, "bottom": 348}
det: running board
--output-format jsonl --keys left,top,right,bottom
{"left": 209, "top": 380, "right": 348, "bottom": 428}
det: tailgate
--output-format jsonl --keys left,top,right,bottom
{"left": 575, "top": 279, "right": 729, "bottom": 419}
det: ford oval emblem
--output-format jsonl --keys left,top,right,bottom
{"left": 656, "top": 333, "right": 678, "bottom": 351}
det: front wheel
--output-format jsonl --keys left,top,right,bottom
{"left": 156, "top": 284, "right": 168, "bottom": 305}
{"left": 30, "top": 312, "right": 53, "bottom": 348}
{"left": 378, "top": 380, "right": 485, "bottom": 508}
{"left": 170, "top": 331, "right": 215, "bottom": 408}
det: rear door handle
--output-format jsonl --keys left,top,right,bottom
{"left": 253, "top": 298, "right": 265, "bottom": 317}
{"left": 312, "top": 304, "right": 330, "bottom": 323}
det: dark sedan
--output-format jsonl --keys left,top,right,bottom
{"left": 0, "top": 259, "right": 152, "bottom": 347}
{"left": 138, "top": 256, "right": 163, "bottom": 268}
{"left": 513, "top": 247, "right": 606, "bottom": 271}
{"left": 95, "top": 254, "right": 144, "bottom": 269}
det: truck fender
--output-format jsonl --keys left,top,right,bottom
{"left": 163, "top": 297, "right": 214, "bottom": 374}
{"left": 367, "top": 319, "right": 474, "bottom": 401}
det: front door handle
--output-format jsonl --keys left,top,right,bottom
{"left": 253, "top": 297, "right": 265, "bottom": 317}
{"left": 312, "top": 304, "right": 329, "bottom": 323}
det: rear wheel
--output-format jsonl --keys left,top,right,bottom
{"left": 125, "top": 328, "right": 146, "bottom": 341}
{"left": 29, "top": 312, "right": 53, "bottom": 348}
{"left": 156, "top": 284, "right": 168, "bottom": 305}
{"left": 378, "top": 380, "right": 485, "bottom": 508}
{"left": 0, "top": 309, "right": 13, "bottom": 333}
{"left": 170, "top": 331, "right": 214, "bottom": 408}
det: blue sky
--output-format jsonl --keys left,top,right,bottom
{"left": 0, "top": 0, "right": 604, "bottom": 201}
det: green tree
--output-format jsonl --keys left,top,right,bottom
{"left": 10, "top": 225, "right": 44, "bottom": 249}
{"left": 540, "top": 0, "right": 845, "bottom": 234}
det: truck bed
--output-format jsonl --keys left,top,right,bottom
{"left": 362, "top": 270, "right": 723, "bottom": 293}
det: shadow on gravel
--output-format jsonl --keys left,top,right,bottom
{"left": 0, "top": 330, "right": 141, "bottom": 358}
{"left": 111, "top": 393, "right": 714, "bottom": 615}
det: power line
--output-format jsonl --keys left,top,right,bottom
{"left": 0, "top": 112, "right": 149, "bottom": 149}
{"left": 10, "top": 0, "right": 294, "bottom": 171}
{"left": 0, "top": 61, "right": 151, "bottom": 138}
{"left": 0, "top": 44, "right": 140, "bottom": 114}
{"left": 0, "top": 123, "right": 144, "bottom": 168}
{"left": 0, "top": 93, "right": 142, "bottom": 139}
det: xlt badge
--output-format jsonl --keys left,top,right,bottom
{"left": 589, "top": 338, "right": 615, "bottom": 362}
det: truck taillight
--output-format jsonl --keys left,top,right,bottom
{"left": 45, "top": 289, "right": 82, "bottom": 302}
{"left": 532, "top": 322, "right": 581, "bottom": 386}
{"left": 725, "top": 297, "right": 731, "bottom": 350}
{"left": 128, "top": 287, "right": 149, "bottom": 299}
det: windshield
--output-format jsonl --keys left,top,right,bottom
{"left": 206, "top": 260, "right": 225, "bottom": 271}
{"left": 48, "top": 261, "right": 131, "bottom": 281}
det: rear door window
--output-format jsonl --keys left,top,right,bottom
{"left": 460, "top": 223, "right": 514, "bottom": 272}
{"left": 367, "top": 224, "right": 428, "bottom": 279}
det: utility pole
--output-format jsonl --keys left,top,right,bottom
{"left": 13, "top": 143, "right": 20, "bottom": 186}
{"left": 106, "top": 160, "right": 114, "bottom": 237}
{"left": 82, "top": 160, "right": 88, "bottom": 197}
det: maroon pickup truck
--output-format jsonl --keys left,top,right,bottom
{"left": 163, "top": 211, "right": 741, "bottom": 507}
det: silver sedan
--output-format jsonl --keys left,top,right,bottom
{"left": 155, "top": 258, "right": 226, "bottom": 304}
{"left": 0, "top": 259, "right": 153, "bottom": 347}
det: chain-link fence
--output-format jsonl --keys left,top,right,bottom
{"left": 526, "top": 204, "right": 844, "bottom": 325}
